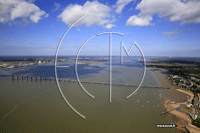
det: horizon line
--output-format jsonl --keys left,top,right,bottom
{"left": 0, "top": 55, "right": 200, "bottom": 58}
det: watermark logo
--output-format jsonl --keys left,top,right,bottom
{"left": 55, "top": 16, "right": 146, "bottom": 119}
{"left": 157, "top": 124, "right": 177, "bottom": 128}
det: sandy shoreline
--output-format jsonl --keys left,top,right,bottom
{"left": 176, "top": 89, "right": 194, "bottom": 103}
{"left": 147, "top": 67, "right": 172, "bottom": 88}
{"left": 148, "top": 66, "right": 200, "bottom": 132}
{"left": 164, "top": 100, "right": 200, "bottom": 132}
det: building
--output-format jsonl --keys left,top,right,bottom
{"left": 173, "top": 75, "right": 178, "bottom": 78}
{"left": 7, "top": 65, "right": 16, "bottom": 68}
{"left": 191, "top": 77, "right": 196, "bottom": 80}
{"left": 0, "top": 64, "right": 8, "bottom": 68}
{"left": 186, "top": 103, "right": 192, "bottom": 107}
{"left": 180, "top": 79, "right": 186, "bottom": 83}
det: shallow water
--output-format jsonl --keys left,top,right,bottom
{"left": 0, "top": 57, "right": 159, "bottom": 87}
{"left": 0, "top": 78, "right": 188, "bottom": 133}
{"left": 0, "top": 57, "right": 190, "bottom": 132}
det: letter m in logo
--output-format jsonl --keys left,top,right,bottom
{"left": 120, "top": 42, "right": 139, "bottom": 65}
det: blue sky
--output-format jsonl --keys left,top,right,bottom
{"left": 0, "top": 0, "right": 200, "bottom": 57}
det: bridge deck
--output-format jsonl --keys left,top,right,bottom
{"left": 9, "top": 75, "right": 171, "bottom": 89}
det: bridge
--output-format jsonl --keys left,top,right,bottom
{"left": 6, "top": 74, "right": 171, "bottom": 89}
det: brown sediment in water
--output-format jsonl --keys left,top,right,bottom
{"left": 176, "top": 89, "right": 194, "bottom": 103}
{"left": 164, "top": 100, "right": 200, "bottom": 133}
{"left": 148, "top": 66, "right": 200, "bottom": 132}
{"left": 147, "top": 67, "right": 172, "bottom": 88}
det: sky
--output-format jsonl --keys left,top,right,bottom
{"left": 0, "top": 0, "right": 200, "bottom": 57}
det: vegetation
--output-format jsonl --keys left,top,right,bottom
{"left": 182, "top": 107, "right": 193, "bottom": 113}
{"left": 0, "top": 61, "right": 32, "bottom": 66}
{"left": 148, "top": 58, "right": 200, "bottom": 128}
{"left": 191, "top": 99, "right": 195, "bottom": 105}
{"left": 192, "top": 118, "right": 200, "bottom": 128}
{"left": 0, "top": 56, "right": 70, "bottom": 68}
{"left": 78, "top": 61, "right": 105, "bottom": 66}
{"left": 147, "top": 58, "right": 200, "bottom": 98}
{"left": 145, "top": 57, "right": 200, "bottom": 128}
{"left": 147, "top": 58, "right": 200, "bottom": 78}
{"left": 198, "top": 108, "right": 200, "bottom": 115}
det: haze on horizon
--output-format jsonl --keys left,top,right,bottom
{"left": 0, "top": 0, "right": 199, "bottom": 57}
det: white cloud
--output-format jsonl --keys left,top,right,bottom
{"left": 30, "top": 10, "right": 47, "bottom": 23}
{"left": 162, "top": 28, "right": 196, "bottom": 36}
{"left": 114, "top": 0, "right": 136, "bottom": 14}
{"left": 53, "top": 2, "right": 61, "bottom": 12}
{"left": 104, "top": 23, "right": 116, "bottom": 29}
{"left": 26, "top": 0, "right": 36, "bottom": 3}
{"left": 127, "top": 0, "right": 200, "bottom": 26}
{"left": 58, "top": 1, "right": 111, "bottom": 27}
{"left": 162, "top": 31, "right": 178, "bottom": 36}
{"left": 0, "top": 0, "right": 48, "bottom": 24}
{"left": 126, "top": 15, "right": 153, "bottom": 26}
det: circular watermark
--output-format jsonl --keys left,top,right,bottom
{"left": 55, "top": 15, "right": 146, "bottom": 119}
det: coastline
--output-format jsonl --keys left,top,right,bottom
{"left": 148, "top": 66, "right": 200, "bottom": 132}
{"left": 147, "top": 67, "right": 172, "bottom": 88}
{"left": 176, "top": 89, "right": 194, "bottom": 103}
{"left": 164, "top": 100, "right": 200, "bottom": 133}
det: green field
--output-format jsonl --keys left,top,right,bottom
{"left": 182, "top": 107, "right": 192, "bottom": 113}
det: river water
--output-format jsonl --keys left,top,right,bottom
{"left": 0, "top": 57, "right": 189, "bottom": 132}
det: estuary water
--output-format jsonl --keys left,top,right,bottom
{"left": 0, "top": 57, "right": 189, "bottom": 132}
